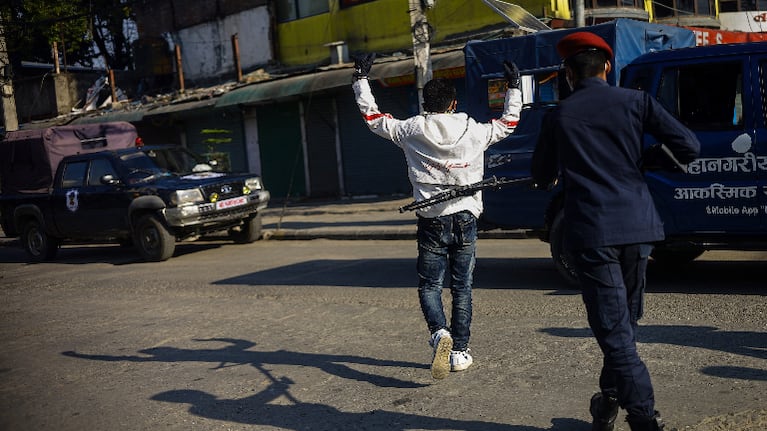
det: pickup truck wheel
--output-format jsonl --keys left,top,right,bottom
{"left": 22, "top": 220, "right": 59, "bottom": 262}
{"left": 549, "top": 210, "right": 579, "bottom": 286}
{"left": 230, "top": 214, "right": 262, "bottom": 243}
{"left": 133, "top": 215, "right": 175, "bottom": 262}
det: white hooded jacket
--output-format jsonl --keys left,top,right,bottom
{"left": 353, "top": 78, "right": 522, "bottom": 218}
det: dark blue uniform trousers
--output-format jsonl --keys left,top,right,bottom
{"left": 574, "top": 244, "right": 656, "bottom": 419}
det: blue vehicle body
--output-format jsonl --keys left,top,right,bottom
{"left": 465, "top": 19, "right": 696, "bottom": 233}
{"left": 624, "top": 42, "right": 767, "bottom": 247}
{"left": 465, "top": 21, "right": 767, "bottom": 271}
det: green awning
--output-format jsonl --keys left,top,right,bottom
{"left": 215, "top": 68, "right": 351, "bottom": 107}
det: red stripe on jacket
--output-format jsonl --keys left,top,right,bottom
{"left": 364, "top": 113, "right": 392, "bottom": 122}
{"left": 494, "top": 119, "right": 519, "bottom": 127}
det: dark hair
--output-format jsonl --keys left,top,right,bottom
{"left": 564, "top": 49, "right": 608, "bottom": 84}
{"left": 422, "top": 79, "right": 457, "bottom": 113}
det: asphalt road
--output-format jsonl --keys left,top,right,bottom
{"left": 0, "top": 238, "right": 765, "bottom": 431}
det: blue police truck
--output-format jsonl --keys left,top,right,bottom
{"left": 466, "top": 20, "right": 767, "bottom": 282}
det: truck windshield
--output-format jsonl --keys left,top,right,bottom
{"left": 141, "top": 147, "right": 215, "bottom": 174}
{"left": 120, "top": 147, "right": 214, "bottom": 183}
{"left": 120, "top": 151, "right": 170, "bottom": 184}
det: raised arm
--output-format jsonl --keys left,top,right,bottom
{"left": 351, "top": 53, "right": 407, "bottom": 144}
{"left": 480, "top": 61, "right": 523, "bottom": 147}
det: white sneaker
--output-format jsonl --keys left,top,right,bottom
{"left": 429, "top": 329, "right": 453, "bottom": 380}
{"left": 450, "top": 349, "right": 473, "bottom": 372}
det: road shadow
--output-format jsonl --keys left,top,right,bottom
{"left": 647, "top": 258, "right": 767, "bottom": 294}
{"left": 3, "top": 241, "right": 765, "bottom": 293}
{"left": 213, "top": 257, "right": 576, "bottom": 292}
{"left": 63, "top": 338, "right": 587, "bottom": 431}
{"left": 0, "top": 240, "right": 230, "bottom": 265}
{"left": 540, "top": 325, "right": 767, "bottom": 381}
{"left": 63, "top": 337, "right": 427, "bottom": 389}
{"left": 212, "top": 255, "right": 767, "bottom": 295}
{"left": 151, "top": 383, "right": 587, "bottom": 431}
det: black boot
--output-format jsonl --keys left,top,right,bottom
{"left": 626, "top": 411, "right": 665, "bottom": 431}
{"left": 590, "top": 392, "right": 619, "bottom": 431}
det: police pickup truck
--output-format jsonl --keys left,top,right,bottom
{"left": 0, "top": 122, "right": 270, "bottom": 262}
{"left": 466, "top": 21, "right": 767, "bottom": 282}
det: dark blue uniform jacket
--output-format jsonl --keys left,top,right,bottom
{"left": 532, "top": 77, "right": 700, "bottom": 250}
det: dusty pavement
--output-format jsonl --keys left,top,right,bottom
{"left": 0, "top": 197, "right": 766, "bottom": 431}
{"left": 251, "top": 198, "right": 767, "bottom": 431}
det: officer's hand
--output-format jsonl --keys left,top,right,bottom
{"left": 641, "top": 143, "right": 688, "bottom": 173}
{"left": 352, "top": 53, "right": 376, "bottom": 79}
{"left": 503, "top": 61, "right": 521, "bottom": 90}
{"left": 532, "top": 178, "right": 558, "bottom": 191}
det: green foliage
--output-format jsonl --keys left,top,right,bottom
{"left": 0, "top": 0, "right": 134, "bottom": 70}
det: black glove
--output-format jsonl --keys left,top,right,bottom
{"left": 503, "top": 61, "right": 521, "bottom": 90}
{"left": 352, "top": 53, "right": 376, "bottom": 79}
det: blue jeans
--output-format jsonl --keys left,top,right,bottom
{"left": 416, "top": 211, "right": 477, "bottom": 351}
{"left": 573, "top": 244, "right": 656, "bottom": 419}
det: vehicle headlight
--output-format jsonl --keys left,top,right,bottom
{"left": 244, "top": 177, "right": 263, "bottom": 195}
{"left": 170, "top": 189, "right": 204, "bottom": 206}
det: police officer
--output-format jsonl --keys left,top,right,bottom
{"left": 531, "top": 32, "right": 700, "bottom": 431}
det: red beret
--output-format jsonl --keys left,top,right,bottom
{"left": 556, "top": 32, "right": 613, "bottom": 60}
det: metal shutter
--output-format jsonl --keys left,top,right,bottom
{"left": 337, "top": 84, "right": 413, "bottom": 196}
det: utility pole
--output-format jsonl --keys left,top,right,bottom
{"left": 175, "top": 44, "right": 185, "bottom": 93}
{"left": 409, "top": 0, "right": 433, "bottom": 113}
{"left": 574, "top": 0, "right": 585, "bottom": 27}
{"left": 232, "top": 34, "right": 243, "bottom": 83}
{"left": 0, "top": 24, "right": 19, "bottom": 132}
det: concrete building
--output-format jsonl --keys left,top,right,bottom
{"left": 9, "top": 0, "right": 765, "bottom": 199}
{"left": 115, "top": 0, "right": 531, "bottom": 199}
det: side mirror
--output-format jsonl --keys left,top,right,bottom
{"left": 100, "top": 174, "right": 120, "bottom": 185}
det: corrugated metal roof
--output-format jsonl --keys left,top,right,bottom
{"left": 62, "top": 49, "right": 466, "bottom": 121}
{"left": 69, "top": 98, "right": 217, "bottom": 124}
{"left": 144, "top": 98, "right": 217, "bottom": 116}
{"left": 70, "top": 110, "right": 146, "bottom": 124}
{"left": 216, "top": 49, "right": 465, "bottom": 107}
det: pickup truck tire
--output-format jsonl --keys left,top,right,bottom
{"left": 229, "top": 214, "right": 262, "bottom": 243}
{"left": 21, "top": 219, "right": 59, "bottom": 262}
{"left": 549, "top": 210, "right": 579, "bottom": 286}
{"left": 133, "top": 215, "right": 176, "bottom": 262}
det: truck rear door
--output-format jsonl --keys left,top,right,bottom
{"left": 756, "top": 57, "right": 767, "bottom": 234}
{"left": 642, "top": 54, "right": 764, "bottom": 235}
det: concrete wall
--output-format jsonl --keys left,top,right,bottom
{"left": 14, "top": 71, "right": 105, "bottom": 123}
{"left": 177, "top": 7, "right": 272, "bottom": 83}
{"left": 275, "top": 0, "right": 537, "bottom": 67}
{"left": 134, "top": 0, "right": 268, "bottom": 37}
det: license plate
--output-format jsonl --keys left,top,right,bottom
{"left": 216, "top": 196, "right": 247, "bottom": 210}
